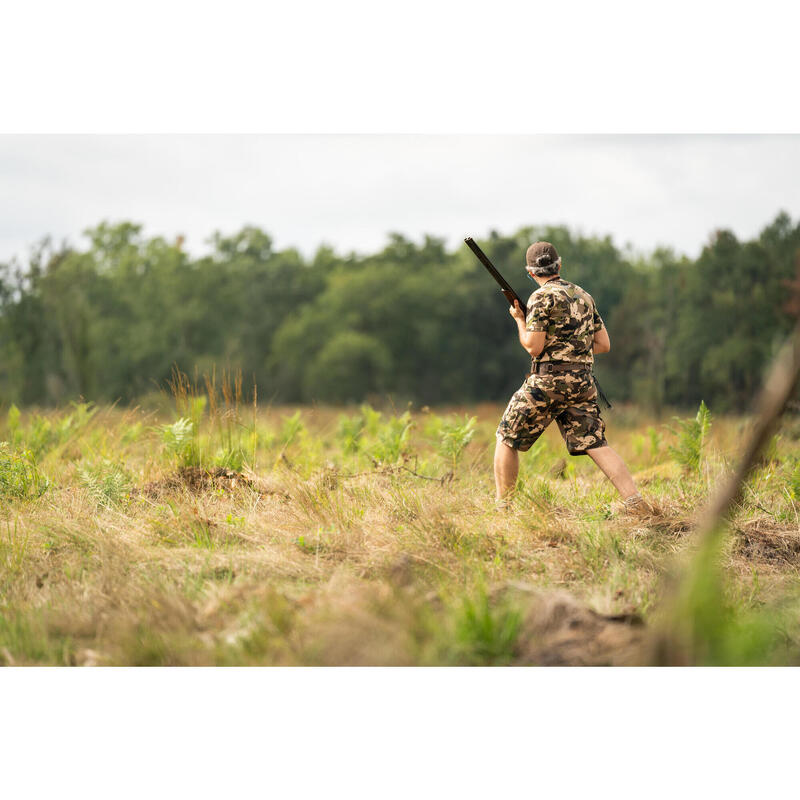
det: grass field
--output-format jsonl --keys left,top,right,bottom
{"left": 2, "top": 379, "right": 800, "bottom": 666}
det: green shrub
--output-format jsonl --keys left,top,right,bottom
{"left": 647, "top": 426, "right": 662, "bottom": 462}
{"left": 279, "top": 411, "right": 304, "bottom": 448}
{"left": 6, "top": 404, "right": 22, "bottom": 446}
{"left": 668, "top": 400, "right": 711, "bottom": 474}
{"left": 0, "top": 444, "right": 49, "bottom": 501}
{"left": 213, "top": 446, "right": 246, "bottom": 472}
{"left": 787, "top": 460, "right": 800, "bottom": 501}
{"left": 336, "top": 412, "right": 365, "bottom": 454}
{"left": 12, "top": 402, "right": 97, "bottom": 458}
{"left": 360, "top": 404, "right": 382, "bottom": 437}
{"left": 450, "top": 587, "right": 522, "bottom": 666}
{"left": 121, "top": 422, "right": 144, "bottom": 444}
{"left": 421, "top": 411, "right": 443, "bottom": 440}
{"left": 27, "top": 415, "right": 56, "bottom": 458}
{"left": 437, "top": 415, "right": 477, "bottom": 472}
{"left": 371, "top": 412, "right": 413, "bottom": 464}
{"left": 633, "top": 425, "right": 662, "bottom": 464}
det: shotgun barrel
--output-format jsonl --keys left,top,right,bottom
{"left": 464, "top": 236, "right": 529, "bottom": 318}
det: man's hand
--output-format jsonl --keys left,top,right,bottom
{"left": 510, "top": 300, "right": 545, "bottom": 357}
{"left": 509, "top": 300, "right": 526, "bottom": 324}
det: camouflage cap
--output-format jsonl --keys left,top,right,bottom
{"left": 526, "top": 241, "right": 561, "bottom": 276}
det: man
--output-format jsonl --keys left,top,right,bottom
{"left": 494, "top": 241, "right": 647, "bottom": 513}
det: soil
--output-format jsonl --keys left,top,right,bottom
{"left": 136, "top": 467, "right": 289, "bottom": 499}
{"left": 496, "top": 582, "right": 646, "bottom": 666}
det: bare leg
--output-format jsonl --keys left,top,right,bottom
{"left": 494, "top": 439, "right": 519, "bottom": 501}
{"left": 586, "top": 445, "right": 638, "bottom": 499}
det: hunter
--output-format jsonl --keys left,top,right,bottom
{"left": 494, "top": 241, "right": 648, "bottom": 513}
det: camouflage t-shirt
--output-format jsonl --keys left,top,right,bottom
{"left": 525, "top": 277, "right": 604, "bottom": 364}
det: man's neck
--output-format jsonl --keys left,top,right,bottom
{"left": 534, "top": 273, "right": 562, "bottom": 288}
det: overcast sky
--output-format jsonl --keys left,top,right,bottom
{"left": 1, "top": 135, "right": 798, "bottom": 265}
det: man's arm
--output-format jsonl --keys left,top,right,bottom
{"left": 591, "top": 302, "right": 610, "bottom": 353}
{"left": 593, "top": 326, "right": 611, "bottom": 354}
{"left": 510, "top": 301, "right": 546, "bottom": 356}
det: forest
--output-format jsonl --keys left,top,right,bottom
{"left": 1, "top": 211, "right": 798, "bottom": 412}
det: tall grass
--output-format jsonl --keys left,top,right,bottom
{"left": 0, "top": 400, "right": 799, "bottom": 665}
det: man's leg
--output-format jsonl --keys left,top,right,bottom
{"left": 494, "top": 375, "right": 552, "bottom": 506}
{"left": 494, "top": 438, "right": 519, "bottom": 502}
{"left": 586, "top": 445, "right": 638, "bottom": 500}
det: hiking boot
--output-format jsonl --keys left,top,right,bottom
{"left": 619, "top": 493, "right": 653, "bottom": 517}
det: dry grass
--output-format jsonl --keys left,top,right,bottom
{"left": 2, "top": 398, "right": 800, "bottom": 666}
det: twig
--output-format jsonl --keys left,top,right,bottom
{"left": 752, "top": 503, "right": 777, "bottom": 518}
{"left": 279, "top": 453, "right": 297, "bottom": 472}
{"left": 396, "top": 464, "right": 452, "bottom": 484}
{"left": 331, "top": 463, "right": 453, "bottom": 485}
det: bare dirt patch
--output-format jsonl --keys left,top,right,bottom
{"left": 137, "top": 467, "right": 289, "bottom": 499}
{"left": 497, "top": 583, "right": 646, "bottom": 666}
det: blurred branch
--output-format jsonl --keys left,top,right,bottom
{"left": 694, "top": 319, "right": 800, "bottom": 547}
{"left": 651, "top": 255, "right": 800, "bottom": 664}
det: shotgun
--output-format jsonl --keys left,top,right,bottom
{"left": 464, "top": 236, "right": 529, "bottom": 319}
{"left": 466, "top": 236, "right": 612, "bottom": 407}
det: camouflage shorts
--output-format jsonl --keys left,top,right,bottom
{"left": 496, "top": 367, "right": 608, "bottom": 455}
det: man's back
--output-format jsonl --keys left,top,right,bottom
{"left": 525, "top": 277, "right": 604, "bottom": 364}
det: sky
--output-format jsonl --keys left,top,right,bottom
{"left": 1, "top": 134, "right": 799, "bottom": 265}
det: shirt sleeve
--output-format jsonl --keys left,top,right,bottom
{"left": 592, "top": 303, "right": 605, "bottom": 332}
{"left": 525, "top": 291, "right": 554, "bottom": 332}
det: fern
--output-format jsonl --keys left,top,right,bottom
{"left": 279, "top": 411, "right": 304, "bottom": 448}
{"left": 161, "top": 417, "right": 200, "bottom": 467}
{"left": 336, "top": 412, "right": 365, "bottom": 455}
{"left": 371, "top": 412, "right": 413, "bottom": 464}
{"left": 360, "top": 404, "right": 383, "bottom": 437}
{"left": 437, "top": 415, "right": 477, "bottom": 472}
{"left": 668, "top": 401, "right": 712, "bottom": 474}
{"left": 79, "top": 460, "right": 132, "bottom": 508}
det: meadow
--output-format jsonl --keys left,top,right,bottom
{"left": 2, "top": 373, "right": 800, "bottom": 666}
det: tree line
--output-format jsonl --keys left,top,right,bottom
{"left": 1, "top": 212, "right": 798, "bottom": 411}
